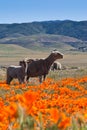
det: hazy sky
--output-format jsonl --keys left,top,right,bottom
{"left": 0, "top": 0, "right": 87, "bottom": 23}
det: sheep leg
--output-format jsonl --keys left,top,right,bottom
{"left": 18, "top": 76, "right": 24, "bottom": 84}
{"left": 39, "top": 76, "right": 42, "bottom": 83}
{"left": 26, "top": 76, "right": 30, "bottom": 82}
{"left": 43, "top": 74, "right": 46, "bottom": 81}
{"left": 6, "top": 77, "right": 13, "bottom": 84}
{"left": 18, "top": 78, "right": 22, "bottom": 84}
{"left": 39, "top": 74, "right": 46, "bottom": 83}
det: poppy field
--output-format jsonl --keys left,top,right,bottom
{"left": 0, "top": 75, "right": 87, "bottom": 130}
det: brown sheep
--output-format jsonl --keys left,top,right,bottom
{"left": 26, "top": 50, "right": 63, "bottom": 83}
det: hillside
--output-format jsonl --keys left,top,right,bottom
{"left": 0, "top": 20, "right": 87, "bottom": 52}
{"left": 0, "top": 44, "right": 51, "bottom": 66}
{"left": 0, "top": 20, "right": 87, "bottom": 41}
{"left": 0, "top": 44, "right": 36, "bottom": 66}
{"left": 0, "top": 34, "right": 87, "bottom": 52}
{"left": 0, "top": 43, "right": 87, "bottom": 67}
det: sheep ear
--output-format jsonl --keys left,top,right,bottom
{"left": 24, "top": 58, "right": 28, "bottom": 62}
{"left": 51, "top": 49, "right": 58, "bottom": 53}
{"left": 51, "top": 50, "right": 64, "bottom": 57}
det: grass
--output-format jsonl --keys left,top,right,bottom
{"left": 0, "top": 44, "right": 49, "bottom": 66}
{"left": 0, "top": 43, "right": 87, "bottom": 66}
{"left": 0, "top": 65, "right": 87, "bottom": 86}
{"left": 48, "top": 66, "right": 87, "bottom": 81}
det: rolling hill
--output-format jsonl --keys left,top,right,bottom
{"left": 0, "top": 20, "right": 87, "bottom": 40}
{"left": 0, "top": 34, "right": 87, "bottom": 52}
{"left": 0, "top": 20, "right": 87, "bottom": 52}
{"left": 0, "top": 44, "right": 49, "bottom": 66}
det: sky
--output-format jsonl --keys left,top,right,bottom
{"left": 0, "top": 0, "right": 87, "bottom": 24}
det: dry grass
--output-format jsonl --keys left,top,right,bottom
{"left": 0, "top": 44, "right": 87, "bottom": 82}
{"left": 1, "top": 62, "right": 87, "bottom": 83}
{"left": 48, "top": 66, "right": 87, "bottom": 81}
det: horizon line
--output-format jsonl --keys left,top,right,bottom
{"left": 0, "top": 19, "right": 87, "bottom": 24}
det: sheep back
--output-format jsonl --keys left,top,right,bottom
{"left": 27, "top": 59, "right": 48, "bottom": 77}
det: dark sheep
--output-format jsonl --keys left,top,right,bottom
{"left": 24, "top": 58, "right": 42, "bottom": 82}
{"left": 26, "top": 50, "right": 63, "bottom": 83}
{"left": 25, "top": 58, "right": 35, "bottom": 64}
{"left": 6, "top": 60, "right": 26, "bottom": 84}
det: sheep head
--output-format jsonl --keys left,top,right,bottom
{"left": 51, "top": 49, "right": 63, "bottom": 60}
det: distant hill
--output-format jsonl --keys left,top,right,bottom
{"left": 0, "top": 34, "right": 87, "bottom": 52}
{"left": 0, "top": 20, "right": 87, "bottom": 40}
{"left": 0, "top": 20, "right": 87, "bottom": 52}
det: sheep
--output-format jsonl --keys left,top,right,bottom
{"left": 24, "top": 58, "right": 42, "bottom": 82}
{"left": 6, "top": 60, "right": 26, "bottom": 84}
{"left": 26, "top": 50, "right": 63, "bottom": 83}
{"left": 51, "top": 61, "right": 62, "bottom": 71}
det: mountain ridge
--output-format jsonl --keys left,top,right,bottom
{"left": 0, "top": 20, "right": 87, "bottom": 41}
{"left": 0, "top": 20, "right": 87, "bottom": 52}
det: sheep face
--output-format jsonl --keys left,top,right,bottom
{"left": 51, "top": 50, "right": 63, "bottom": 60}
{"left": 19, "top": 60, "right": 26, "bottom": 68}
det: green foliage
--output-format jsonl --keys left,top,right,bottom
{"left": 17, "top": 104, "right": 35, "bottom": 130}
{"left": 46, "top": 124, "right": 58, "bottom": 130}
{"left": 14, "top": 109, "right": 87, "bottom": 130}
